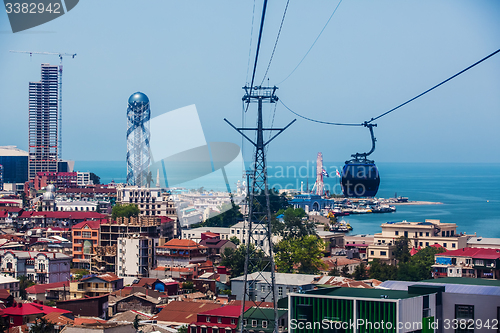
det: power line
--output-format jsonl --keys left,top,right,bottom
{"left": 260, "top": 0, "right": 290, "bottom": 85}
{"left": 280, "top": 47, "right": 500, "bottom": 126}
{"left": 245, "top": 0, "right": 257, "bottom": 85}
{"left": 247, "top": 0, "right": 269, "bottom": 105}
{"left": 277, "top": 0, "right": 343, "bottom": 85}
{"left": 366, "top": 47, "right": 500, "bottom": 124}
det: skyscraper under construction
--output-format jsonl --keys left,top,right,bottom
{"left": 28, "top": 64, "right": 59, "bottom": 180}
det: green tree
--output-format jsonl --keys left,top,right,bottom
{"left": 18, "top": 275, "right": 35, "bottom": 300}
{"left": 111, "top": 203, "right": 140, "bottom": 220}
{"left": 30, "top": 317, "right": 55, "bottom": 333}
{"left": 275, "top": 235, "right": 326, "bottom": 274}
{"left": 182, "top": 281, "right": 194, "bottom": 291}
{"left": 133, "top": 315, "right": 143, "bottom": 330}
{"left": 328, "top": 267, "right": 340, "bottom": 276}
{"left": 274, "top": 207, "right": 316, "bottom": 240}
{"left": 89, "top": 172, "right": 101, "bottom": 185}
{"left": 368, "top": 259, "right": 397, "bottom": 281}
{"left": 340, "top": 265, "right": 350, "bottom": 278}
{"left": 393, "top": 236, "right": 411, "bottom": 263}
{"left": 229, "top": 236, "right": 240, "bottom": 246}
{"left": 352, "top": 263, "right": 368, "bottom": 280}
{"left": 73, "top": 269, "right": 89, "bottom": 280}
{"left": 220, "top": 244, "right": 265, "bottom": 277}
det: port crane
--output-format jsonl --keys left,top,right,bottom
{"left": 10, "top": 50, "right": 77, "bottom": 160}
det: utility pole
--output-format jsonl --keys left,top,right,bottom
{"left": 225, "top": 86, "right": 295, "bottom": 333}
{"left": 10, "top": 50, "right": 77, "bottom": 160}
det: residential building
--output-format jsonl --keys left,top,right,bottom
{"left": 116, "top": 186, "right": 177, "bottom": 218}
{"left": 467, "top": 236, "right": 500, "bottom": 249}
{"left": 56, "top": 294, "right": 109, "bottom": 319}
{"left": 199, "top": 238, "right": 237, "bottom": 264}
{"left": 0, "top": 274, "right": 20, "bottom": 298}
{"left": 368, "top": 219, "right": 471, "bottom": 264}
{"left": 232, "top": 272, "right": 330, "bottom": 302}
{"left": 243, "top": 307, "right": 288, "bottom": 333}
{"left": 229, "top": 221, "right": 280, "bottom": 255}
{"left": 152, "top": 301, "right": 222, "bottom": 325}
{"left": 288, "top": 286, "right": 437, "bottom": 333}
{"left": 55, "top": 200, "right": 100, "bottom": 212}
{"left": 432, "top": 247, "right": 500, "bottom": 279}
{"left": 189, "top": 305, "right": 248, "bottom": 333}
{"left": 181, "top": 227, "right": 231, "bottom": 241}
{"left": 0, "top": 146, "right": 28, "bottom": 184}
{"left": 2, "top": 303, "right": 71, "bottom": 328}
{"left": 381, "top": 277, "right": 500, "bottom": 333}
{"left": 0, "top": 250, "right": 70, "bottom": 284}
{"left": 77, "top": 172, "right": 92, "bottom": 186}
{"left": 116, "top": 235, "right": 158, "bottom": 280}
{"left": 34, "top": 172, "right": 77, "bottom": 191}
{"left": 69, "top": 273, "right": 123, "bottom": 299}
{"left": 316, "top": 230, "right": 344, "bottom": 254}
{"left": 25, "top": 280, "right": 69, "bottom": 302}
{"left": 156, "top": 239, "right": 207, "bottom": 268}
{"left": 112, "top": 293, "right": 160, "bottom": 315}
{"left": 321, "top": 256, "right": 363, "bottom": 275}
{"left": 72, "top": 220, "right": 100, "bottom": 270}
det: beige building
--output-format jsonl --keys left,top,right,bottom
{"left": 70, "top": 273, "right": 123, "bottom": 299}
{"left": 368, "top": 219, "right": 472, "bottom": 264}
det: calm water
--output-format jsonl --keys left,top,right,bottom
{"left": 75, "top": 161, "right": 500, "bottom": 237}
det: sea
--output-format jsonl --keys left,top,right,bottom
{"left": 74, "top": 161, "right": 500, "bottom": 238}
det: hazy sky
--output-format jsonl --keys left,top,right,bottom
{"left": 1, "top": 0, "right": 499, "bottom": 164}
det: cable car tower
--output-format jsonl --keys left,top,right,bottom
{"left": 225, "top": 86, "right": 295, "bottom": 333}
{"left": 10, "top": 50, "right": 77, "bottom": 160}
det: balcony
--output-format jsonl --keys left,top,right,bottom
{"left": 1, "top": 268, "right": 13, "bottom": 272}
{"left": 35, "top": 269, "right": 47, "bottom": 273}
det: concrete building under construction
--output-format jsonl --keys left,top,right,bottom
{"left": 29, "top": 64, "right": 59, "bottom": 180}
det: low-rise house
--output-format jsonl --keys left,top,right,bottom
{"left": 321, "top": 256, "right": 363, "bottom": 275}
{"left": 199, "top": 239, "right": 236, "bottom": 264}
{"left": 152, "top": 301, "right": 222, "bottom": 325}
{"left": 0, "top": 289, "right": 14, "bottom": 307}
{"left": 0, "top": 250, "right": 71, "bottom": 284}
{"left": 59, "top": 321, "right": 135, "bottom": 333}
{"left": 41, "top": 312, "right": 75, "bottom": 333}
{"left": 468, "top": 236, "right": 500, "bottom": 249}
{"left": 25, "top": 281, "right": 70, "bottom": 302}
{"left": 189, "top": 305, "right": 248, "bottom": 333}
{"left": 130, "top": 278, "right": 179, "bottom": 295}
{"left": 316, "top": 231, "right": 344, "bottom": 255}
{"left": 111, "top": 293, "right": 160, "bottom": 315}
{"left": 69, "top": 273, "right": 122, "bottom": 299}
{"left": 243, "top": 308, "right": 288, "bottom": 333}
{"left": 0, "top": 274, "right": 20, "bottom": 298}
{"left": 2, "top": 302, "right": 71, "bottom": 328}
{"left": 156, "top": 239, "right": 207, "bottom": 268}
{"left": 432, "top": 247, "right": 500, "bottom": 279}
{"left": 56, "top": 294, "right": 109, "bottom": 319}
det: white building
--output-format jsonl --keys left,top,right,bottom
{"left": 0, "top": 274, "right": 20, "bottom": 298}
{"left": 181, "top": 227, "right": 232, "bottom": 241}
{"left": 55, "top": 200, "right": 99, "bottom": 212}
{"left": 76, "top": 172, "right": 93, "bottom": 186}
{"left": 0, "top": 250, "right": 70, "bottom": 284}
{"left": 229, "top": 221, "right": 280, "bottom": 255}
{"left": 116, "top": 235, "right": 158, "bottom": 280}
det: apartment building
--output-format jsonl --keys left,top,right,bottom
{"left": 432, "top": 247, "right": 500, "bottom": 279}
{"left": 116, "top": 235, "right": 158, "bottom": 279}
{"left": 368, "top": 219, "right": 471, "bottom": 263}
{"left": 156, "top": 239, "right": 207, "bottom": 268}
{"left": 72, "top": 220, "right": 100, "bottom": 270}
{"left": 0, "top": 250, "right": 70, "bottom": 284}
{"left": 69, "top": 273, "right": 123, "bottom": 299}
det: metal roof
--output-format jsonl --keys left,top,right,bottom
{"left": 301, "top": 286, "right": 420, "bottom": 300}
{"left": 379, "top": 279, "right": 500, "bottom": 296}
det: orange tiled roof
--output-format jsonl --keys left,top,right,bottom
{"left": 158, "top": 239, "right": 206, "bottom": 250}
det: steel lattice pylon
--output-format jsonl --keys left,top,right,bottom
{"left": 225, "top": 86, "right": 295, "bottom": 333}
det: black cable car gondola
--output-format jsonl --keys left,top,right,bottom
{"left": 341, "top": 123, "right": 380, "bottom": 197}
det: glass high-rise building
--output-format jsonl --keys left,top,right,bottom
{"left": 29, "top": 64, "right": 59, "bottom": 180}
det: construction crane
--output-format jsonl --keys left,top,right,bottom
{"left": 10, "top": 50, "right": 77, "bottom": 160}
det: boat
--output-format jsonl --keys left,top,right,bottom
{"left": 371, "top": 204, "right": 396, "bottom": 213}
{"left": 330, "top": 220, "right": 353, "bottom": 233}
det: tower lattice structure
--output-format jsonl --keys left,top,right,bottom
{"left": 126, "top": 92, "right": 151, "bottom": 187}
{"left": 225, "top": 86, "right": 295, "bottom": 333}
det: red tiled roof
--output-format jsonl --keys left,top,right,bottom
{"left": 7, "top": 324, "right": 28, "bottom": 333}
{"left": 0, "top": 289, "right": 12, "bottom": 299}
{"left": 26, "top": 281, "right": 69, "bottom": 295}
{"left": 82, "top": 273, "right": 120, "bottom": 282}
{"left": 3, "top": 303, "right": 71, "bottom": 316}
{"left": 199, "top": 305, "right": 249, "bottom": 317}
{"left": 131, "top": 278, "right": 159, "bottom": 287}
{"left": 153, "top": 301, "right": 222, "bottom": 323}
{"left": 74, "top": 317, "right": 107, "bottom": 325}
{"left": 72, "top": 220, "right": 101, "bottom": 230}
{"left": 228, "top": 300, "right": 274, "bottom": 308}
{"left": 30, "top": 212, "right": 107, "bottom": 220}
{"left": 42, "top": 312, "right": 74, "bottom": 326}
{"left": 158, "top": 239, "right": 206, "bottom": 250}
{"left": 436, "top": 247, "right": 500, "bottom": 259}
{"left": 430, "top": 244, "right": 446, "bottom": 250}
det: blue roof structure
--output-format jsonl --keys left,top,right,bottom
{"left": 128, "top": 92, "right": 149, "bottom": 104}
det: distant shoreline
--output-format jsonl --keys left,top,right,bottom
{"left": 391, "top": 201, "right": 443, "bottom": 205}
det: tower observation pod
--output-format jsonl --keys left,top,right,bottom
{"left": 127, "top": 92, "right": 151, "bottom": 186}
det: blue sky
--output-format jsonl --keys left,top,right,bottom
{"left": 1, "top": 0, "right": 499, "bottom": 164}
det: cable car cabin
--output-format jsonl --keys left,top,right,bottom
{"left": 341, "top": 162, "right": 380, "bottom": 197}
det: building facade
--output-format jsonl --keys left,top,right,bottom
{"left": 0, "top": 250, "right": 70, "bottom": 284}
{"left": 72, "top": 220, "right": 100, "bottom": 270}
{"left": 432, "top": 247, "right": 500, "bottom": 279}
{"left": 116, "top": 235, "right": 158, "bottom": 279}
{"left": 29, "top": 64, "right": 59, "bottom": 180}
{"left": 156, "top": 239, "right": 207, "bottom": 268}
{"left": 0, "top": 146, "right": 29, "bottom": 184}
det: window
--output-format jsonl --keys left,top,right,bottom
{"left": 252, "top": 320, "right": 257, "bottom": 327}
{"left": 395, "top": 231, "right": 399, "bottom": 236}
{"left": 419, "top": 232, "right": 423, "bottom": 236}
{"left": 425, "top": 242, "right": 429, "bottom": 246}
{"left": 380, "top": 251, "right": 387, "bottom": 256}
{"left": 191, "top": 327, "right": 197, "bottom": 333}
{"left": 475, "top": 260, "right": 484, "bottom": 266}
{"left": 278, "top": 287, "right": 283, "bottom": 297}
{"left": 261, "top": 285, "right": 266, "bottom": 292}
{"left": 442, "top": 231, "right": 445, "bottom": 237}
{"left": 370, "top": 251, "right": 374, "bottom": 255}
{"left": 237, "top": 230, "right": 240, "bottom": 234}
{"left": 206, "top": 316, "right": 210, "bottom": 323}
{"left": 466, "top": 259, "right": 471, "bottom": 265}
{"left": 404, "top": 231, "right": 408, "bottom": 237}
{"left": 213, "top": 328, "right": 218, "bottom": 333}
{"left": 452, "top": 243, "right": 456, "bottom": 248}
{"left": 443, "top": 243, "right": 447, "bottom": 248}
{"left": 82, "top": 231, "right": 91, "bottom": 238}
{"left": 419, "top": 242, "right": 423, "bottom": 246}
{"left": 262, "top": 321, "right": 268, "bottom": 328}
{"left": 426, "top": 232, "right": 429, "bottom": 236}
{"left": 455, "top": 305, "right": 474, "bottom": 333}
{"left": 218, "top": 317, "right": 222, "bottom": 324}
{"left": 201, "top": 328, "right": 207, "bottom": 333}
{"left": 231, "top": 319, "right": 235, "bottom": 325}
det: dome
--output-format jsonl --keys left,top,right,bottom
{"left": 128, "top": 92, "right": 149, "bottom": 105}
{"left": 46, "top": 184, "right": 55, "bottom": 193}
{"left": 43, "top": 191, "right": 55, "bottom": 201}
